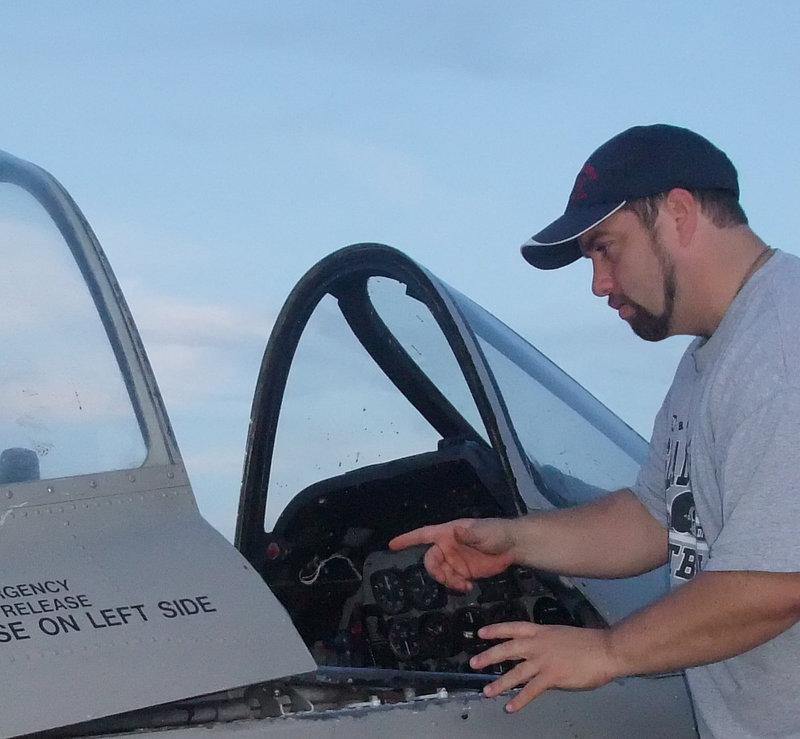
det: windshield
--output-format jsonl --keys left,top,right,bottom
{"left": 366, "top": 276, "right": 487, "bottom": 441}
{"left": 263, "top": 261, "right": 645, "bottom": 530}
{"left": 0, "top": 182, "right": 147, "bottom": 482}
{"left": 450, "top": 289, "right": 646, "bottom": 509}
{"left": 266, "top": 291, "right": 445, "bottom": 530}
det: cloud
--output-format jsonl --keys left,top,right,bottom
{"left": 122, "top": 285, "right": 274, "bottom": 407}
{"left": 128, "top": 287, "right": 270, "bottom": 347}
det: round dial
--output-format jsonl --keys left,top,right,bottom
{"left": 484, "top": 600, "right": 529, "bottom": 625}
{"left": 370, "top": 569, "right": 408, "bottom": 615}
{"left": 479, "top": 602, "right": 527, "bottom": 676}
{"left": 388, "top": 617, "right": 421, "bottom": 661}
{"left": 453, "top": 606, "right": 485, "bottom": 654}
{"left": 419, "top": 611, "right": 454, "bottom": 658}
{"left": 532, "top": 596, "right": 573, "bottom": 626}
{"left": 404, "top": 563, "right": 446, "bottom": 610}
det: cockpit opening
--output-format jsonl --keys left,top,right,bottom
{"left": 260, "top": 439, "right": 605, "bottom": 677}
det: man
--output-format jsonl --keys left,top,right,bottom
{"left": 390, "top": 125, "right": 800, "bottom": 738}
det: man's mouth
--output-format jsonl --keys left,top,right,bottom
{"left": 618, "top": 304, "right": 634, "bottom": 320}
{"left": 609, "top": 297, "right": 633, "bottom": 321}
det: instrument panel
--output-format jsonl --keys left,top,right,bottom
{"left": 361, "top": 547, "right": 576, "bottom": 673}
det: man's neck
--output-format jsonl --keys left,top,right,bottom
{"left": 673, "top": 226, "right": 769, "bottom": 338}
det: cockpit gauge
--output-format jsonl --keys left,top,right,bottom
{"left": 477, "top": 571, "right": 521, "bottom": 603}
{"left": 453, "top": 606, "right": 485, "bottom": 654}
{"left": 404, "top": 563, "right": 447, "bottom": 610}
{"left": 370, "top": 568, "right": 408, "bottom": 615}
{"left": 419, "top": 611, "right": 454, "bottom": 658}
{"left": 484, "top": 600, "right": 529, "bottom": 625}
{"left": 387, "top": 617, "right": 421, "bottom": 661}
{"left": 532, "top": 596, "right": 574, "bottom": 626}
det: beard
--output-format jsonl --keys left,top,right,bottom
{"left": 623, "top": 235, "right": 677, "bottom": 342}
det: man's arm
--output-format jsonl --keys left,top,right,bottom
{"left": 472, "top": 569, "right": 800, "bottom": 712}
{"left": 389, "top": 488, "right": 668, "bottom": 590}
{"left": 508, "top": 488, "right": 668, "bottom": 577}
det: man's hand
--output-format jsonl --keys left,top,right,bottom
{"left": 390, "top": 491, "right": 667, "bottom": 589}
{"left": 388, "top": 518, "right": 516, "bottom": 592}
{"left": 470, "top": 622, "right": 619, "bottom": 712}
{"left": 471, "top": 570, "right": 800, "bottom": 714}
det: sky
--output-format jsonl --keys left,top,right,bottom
{"left": 1, "top": 1, "right": 798, "bottom": 540}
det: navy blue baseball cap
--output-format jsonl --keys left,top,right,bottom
{"left": 521, "top": 124, "right": 740, "bottom": 269}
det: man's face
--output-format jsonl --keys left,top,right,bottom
{"left": 578, "top": 208, "right": 677, "bottom": 342}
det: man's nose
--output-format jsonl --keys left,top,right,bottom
{"left": 591, "top": 261, "right": 613, "bottom": 297}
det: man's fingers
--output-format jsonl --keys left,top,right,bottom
{"left": 479, "top": 656, "right": 549, "bottom": 712}
{"left": 427, "top": 547, "right": 472, "bottom": 591}
{"left": 504, "top": 675, "right": 549, "bottom": 712}
{"left": 482, "top": 663, "right": 530, "bottom": 697}
{"left": 388, "top": 526, "right": 436, "bottom": 551}
{"left": 478, "top": 621, "right": 539, "bottom": 641}
{"left": 470, "top": 624, "right": 536, "bottom": 671}
{"left": 389, "top": 525, "right": 476, "bottom": 591}
{"left": 481, "top": 657, "right": 541, "bottom": 698}
{"left": 440, "top": 566, "right": 473, "bottom": 592}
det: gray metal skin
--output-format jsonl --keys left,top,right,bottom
{"left": 0, "top": 151, "right": 697, "bottom": 738}
{"left": 140, "top": 679, "right": 693, "bottom": 739}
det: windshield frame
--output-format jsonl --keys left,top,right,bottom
{"left": 236, "top": 244, "right": 528, "bottom": 562}
{"left": 0, "top": 150, "right": 179, "bottom": 480}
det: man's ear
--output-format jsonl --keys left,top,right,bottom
{"left": 663, "top": 188, "right": 698, "bottom": 248}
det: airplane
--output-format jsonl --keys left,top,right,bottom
{"left": 0, "top": 149, "right": 698, "bottom": 737}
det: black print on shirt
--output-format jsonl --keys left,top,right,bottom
{"left": 670, "top": 490, "right": 705, "bottom": 540}
{"left": 666, "top": 416, "right": 689, "bottom": 488}
{"left": 669, "top": 541, "right": 702, "bottom": 580}
{"left": 665, "top": 415, "right": 708, "bottom": 585}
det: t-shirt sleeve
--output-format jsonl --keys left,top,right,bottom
{"left": 705, "top": 389, "right": 800, "bottom": 573}
{"left": 632, "top": 396, "right": 670, "bottom": 529}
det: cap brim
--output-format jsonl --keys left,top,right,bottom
{"left": 521, "top": 201, "right": 626, "bottom": 269}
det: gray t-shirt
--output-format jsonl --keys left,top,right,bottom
{"left": 633, "top": 249, "right": 800, "bottom": 739}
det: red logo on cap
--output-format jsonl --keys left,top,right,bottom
{"left": 570, "top": 163, "right": 598, "bottom": 202}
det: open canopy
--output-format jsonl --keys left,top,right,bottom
{"left": 0, "top": 150, "right": 314, "bottom": 737}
